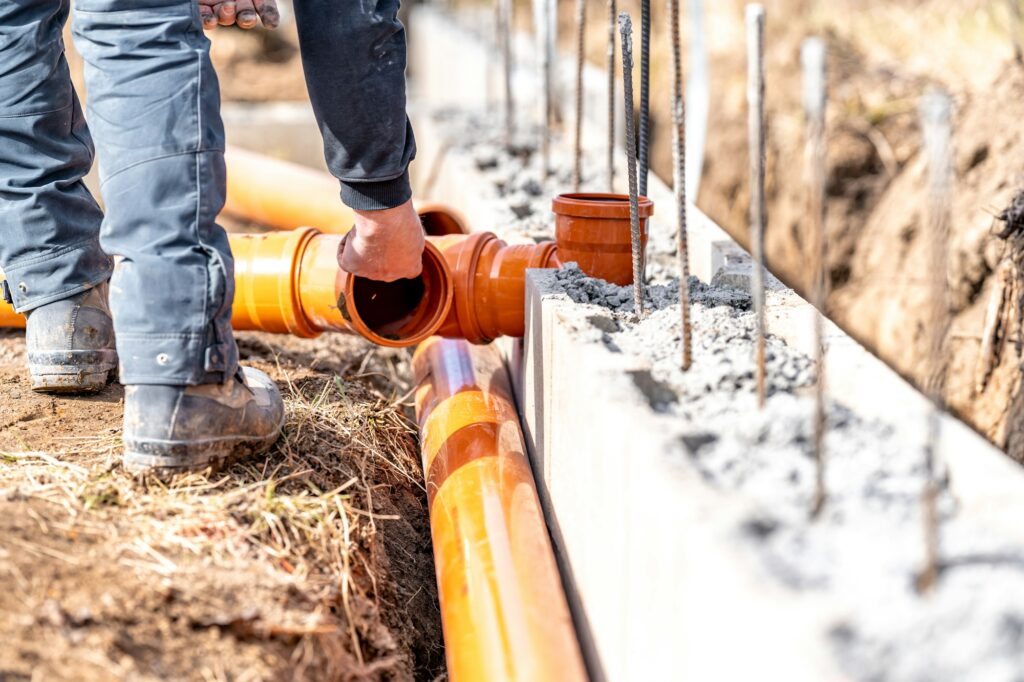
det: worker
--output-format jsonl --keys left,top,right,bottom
{"left": 0, "top": 0, "right": 423, "bottom": 475}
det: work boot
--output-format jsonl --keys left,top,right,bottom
{"left": 25, "top": 283, "right": 118, "bottom": 393}
{"left": 122, "top": 366, "right": 285, "bottom": 477}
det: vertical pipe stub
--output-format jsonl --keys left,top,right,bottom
{"left": 552, "top": 192, "right": 654, "bottom": 285}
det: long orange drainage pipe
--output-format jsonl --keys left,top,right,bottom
{"left": 413, "top": 337, "right": 587, "bottom": 682}
{"left": 223, "top": 146, "right": 469, "bottom": 237}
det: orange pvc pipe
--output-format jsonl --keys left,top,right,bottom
{"left": 230, "top": 228, "right": 454, "bottom": 347}
{"left": 224, "top": 146, "right": 356, "bottom": 233}
{"left": 223, "top": 146, "right": 470, "bottom": 237}
{"left": 552, "top": 192, "right": 654, "bottom": 286}
{"left": 413, "top": 337, "right": 587, "bottom": 682}
{"left": 0, "top": 296, "right": 22, "bottom": 329}
{"left": 2, "top": 231, "right": 558, "bottom": 346}
{"left": 432, "top": 233, "right": 559, "bottom": 344}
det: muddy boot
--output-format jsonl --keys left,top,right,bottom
{"left": 122, "top": 366, "right": 285, "bottom": 477}
{"left": 24, "top": 283, "right": 118, "bottom": 393}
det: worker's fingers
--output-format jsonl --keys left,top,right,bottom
{"left": 252, "top": 0, "right": 280, "bottom": 29}
{"left": 234, "top": 0, "right": 258, "bottom": 29}
{"left": 198, "top": 4, "right": 218, "bottom": 30}
{"left": 215, "top": 1, "right": 237, "bottom": 26}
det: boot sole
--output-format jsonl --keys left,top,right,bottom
{"left": 123, "top": 420, "right": 284, "bottom": 479}
{"left": 29, "top": 350, "right": 118, "bottom": 394}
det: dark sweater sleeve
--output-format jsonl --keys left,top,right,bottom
{"left": 293, "top": 0, "right": 416, "bottom": 210}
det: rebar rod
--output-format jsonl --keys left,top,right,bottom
{"left": 747, "top": 5, "right": 767, "bottom": 409}
{"left": 607, "top": 0, "right": 618, "bottom": 192}
{"left": 536, "top": 0, "right": 552, "bottom": 179}
{"left": 802, "top": 37, "right": 828, "bottom": 519}
{"left": 572, "top": 0, "right": 587, "bottom": 192}
{"left": 500, "top": 0, "right": 514, "bottom": 148}
{"left": 638, "top": 0, "right": 652, "bottom": 198}
{"left": 618, "top": 12, "right": 644, "bottom": 318}
{"left": 917, "top": 87, "right": 954, "bottom": 595}
{"left": 669, "top": 0, "right": 692, "bottom": 370}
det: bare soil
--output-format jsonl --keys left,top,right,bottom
{"left": 689, "top": 0, "right": 1024, "bottom": 455}
{"left": 210, "top": 24, "right": 310, "bottom": 103}
{"left": 0, "top": 330, "right": 444, "bottom": 681}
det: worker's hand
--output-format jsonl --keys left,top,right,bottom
{"left": 341, "top": 200, "right": 426, "bottom": 282}
{"left": 198, "top": 0, "right": 279, "bottom": 30}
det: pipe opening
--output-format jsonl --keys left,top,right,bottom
{"left": 346, "top": 244, "right": 453, "bottom": 347}
{"left": 420, "top": 210, "right": 469, "bottom": 236}
{"left": 559, "top": 194, "right": 629, "bottom": 203}
{"left": 353, "top": 276, "right": 427, "bottom": 339}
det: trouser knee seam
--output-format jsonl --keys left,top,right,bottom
{"left": 98, "top": 147, "right": 223, "bottom": 186}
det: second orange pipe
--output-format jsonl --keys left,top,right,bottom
{"left": 0, "top": 231, "right": 559, "bottom": 347}
{"left": 223, "top": 146, "right": 469, "bottom": 237}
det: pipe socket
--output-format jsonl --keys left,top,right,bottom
{"left": 431, "top": 232, "right": 559, "bottom": 344}
{"left": 230, "top": 228, "right": 455, "bottom": 347}
{"left": 552, "top": 192, "right": 654, "bottom": 285}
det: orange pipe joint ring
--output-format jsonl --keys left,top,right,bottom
{"left": 230, "top": 228, "right": 454, "bottom": 347}
{"left": 430, "top": 232, "right": 559, "bottom": 344}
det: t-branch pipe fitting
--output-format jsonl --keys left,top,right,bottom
{"left": 230, "top": 228, "right": 455, "bottom": 347}
{"left": 431, "top": 232, "right": 559, "bottom": 344}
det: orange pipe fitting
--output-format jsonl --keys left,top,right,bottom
{"left": 552, "top": 192, "right": 654, "bottom": 285}
{"left": 223, "top": 146, "right": 469, "bottom": 237}
{"left": 413, "top": 337, "right": 587, "bottom": 682}
{"left": 229, "top": 228, "right": 454, "bottom": 347}
{"left": 431, "top": 232, "right": 559, "bottom": 344}
{"left": 2, "top": 232, "right": 556, "bottom": 343}
{"left": 3, "top": 231, "right": 557, "bottom": 346}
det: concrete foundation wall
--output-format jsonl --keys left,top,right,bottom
{"left": 407, "top": 6, "right": 1024, "bottom": 681}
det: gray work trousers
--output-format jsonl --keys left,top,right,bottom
{"left": 0, "top": 0, "right": 415, "bottom": 385}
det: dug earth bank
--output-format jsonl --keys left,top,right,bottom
{"left": 692, "top": 0, "right": 1024, "bottom": 457}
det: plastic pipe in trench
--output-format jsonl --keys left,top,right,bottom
{"left": 0, "top": 230, "right": 458, "bottom": 348}
{"left": 223, "top": 146, "right": 468, "bottom": 237}
{"left": 413, "top": 336, "right": 587, "bottom": 682}
{"left": 0, "top": 228, "right": 561, "bottom": 347}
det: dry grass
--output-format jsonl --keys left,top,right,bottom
{"left": 0, "top": 333, "right": 443, "bottom": 681}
